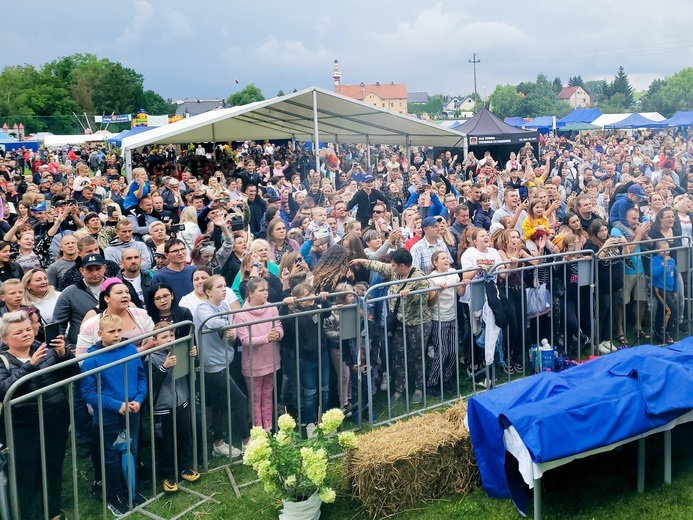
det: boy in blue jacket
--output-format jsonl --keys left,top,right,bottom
{"left": 80, "top": 314, "right": 148, "bottom": 517}
{"left": 652, "top": 240, "right": 678, "bottom": 344}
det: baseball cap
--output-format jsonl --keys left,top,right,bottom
{"left": 267, "top": 195, "right": 281, "bottom": 203}
{"left": 30, "top": 203, "right": 47, "bottom": 212}
{"left": 362, "top": 175, "right": 375, "bottom": 183}
{"left": 422, "top": 216, "right": 443, "bottom": 229}
{"left": 101, "top": 277, "right": 122, "bottom": 292}
{"left": 81, "top": 254, "right": 106, "bottom": 268}
{"left": 627, "top": 184, "right": 648, "bottom": 199}
{"left": 168, "top": 178, "right": 179, "bottom": 186}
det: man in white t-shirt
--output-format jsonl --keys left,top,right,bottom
{"left": 119, "top": 248, "right": 153, "bottom": 308}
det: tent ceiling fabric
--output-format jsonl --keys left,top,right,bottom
{"left": 121, "top": 87, "right": 466, "bottom": 151}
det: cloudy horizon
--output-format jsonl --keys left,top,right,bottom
{"left": 3, "top": 0, "right": 692, "bottom": 103}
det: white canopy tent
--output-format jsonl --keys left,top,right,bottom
{"left": 591, "top": 112, "right": 665, "bottom": 128}
{"left": 44, "top": 133, "right": 113, "bottom": 147}
{"left": 120, "top": 86, "right": 466, "bottom": 178}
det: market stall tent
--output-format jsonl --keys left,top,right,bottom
{"left": 121, "top": 87, "right": 466, "bottom": 178}
{"left": 43, "top": 134, "right": 113, "bottom": 147}
{"left": 451, "top": 108, "right": 539, "bottom": 165}
{"left": 661, "top": 111, "right": 693, "bottom": 127}
{"left": 591, "top": 112, "right": 665, "bottom": 128}
{"left": 108, "top": 126, "right": 156, "bottom": 147}
{"left": 604, "top": 113, "right": 668, "bottom": 129}
{"left": 557, "top": 108, "right": 602, "bottom": 125}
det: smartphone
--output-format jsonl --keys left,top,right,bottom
{"left": 107, "top": 206, "right": 116, "bottom": 217}
{"left": 45, "top": 200, "right": 51, "bottom": 212}
{"left": 45, "top": 322, "right": 60, "bottom": 348}
{"left": 173, "top": 224, "right": 186, "bottom": 232}
{"left": 66, "top": 199, "right": 76, "bottom": 205}
{"left": 77, "top": 202, "right": 86, "bottom": 211}
{"left": 458, "top": 196, "right": 465, "bottom": 204}
{"left": 392, "top": 216, "right": 400, "bottom": 230}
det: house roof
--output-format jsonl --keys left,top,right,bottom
{"left": 335, "top": 83, "right": 407, "bottom": 100}
{"left": 557, "top": 86, "right": 583, "bottom": 99}
{"left": 408, "top": 91, "right": 429, "bottom": 104}
{"left": 175, "top": 100, "right": 225, "bottom": 117}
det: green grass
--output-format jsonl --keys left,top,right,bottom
{"left": 54, "top": 415, "right": 693, "bottom": 519}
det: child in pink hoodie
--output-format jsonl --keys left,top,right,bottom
{"left": 235, "top": 277, "right": 283, "bottom": 431}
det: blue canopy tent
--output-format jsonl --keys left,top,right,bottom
{"left": 661, "top": 111, "right": 693, "bottom": 127}
{"left": 604, "top": 113, "right": 668, "bottom": 129}
{"left": 0, "top": 131, "right": 17, "bottom": 143}
{"left": 557, "top": 108, "right": 602, "bottom": 125}
{"left": 108, "top": 126, "right": 156, "bottom": 147}
{"left": 524, "top": 116, "right": 560, "bottom": 131}
{"left": 503, "top": 117, "right": 529, "bottom": 128}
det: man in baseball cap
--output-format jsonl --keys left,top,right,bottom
{"left": 410, "top": 216, "right": 451, "bottom": 272}
{"left": 609, "top": 184, "right": 648, "bottom": 229}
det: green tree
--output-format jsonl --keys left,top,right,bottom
{"left": 568, "top": 75, "right": 585, "bottom": 88}
{"left": 609, "top": 66, "right": 634, "bottom": 108}
{"left": 142, "top": 90, "right": 176, "bottom": 115}
{"left": 655, "top": 68, "right": 693, "bottom": 116}
{"left": 552, "top": 77, "right": 563, "bottom": 94}
{"left": 227, "top": 84, "right": 265, "bottom": 107}
{"left": 489, "top": 85, "right": 520, "bottom": 119}
{"left": 277, "top": 90, "right": 285, "bottom": 97}
{"left": 584, "top": 80, "right": 608, "bottom": 104}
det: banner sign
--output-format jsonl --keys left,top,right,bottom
{"left": 97, "top": 114, "right": 132, "bottom": 124}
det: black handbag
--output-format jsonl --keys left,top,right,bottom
{"left": 386, "top": 268, "right": 414, "bottom": 338}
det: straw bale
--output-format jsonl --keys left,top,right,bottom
{"left": 344, "top": 399, "right": 478, "bottom": 517}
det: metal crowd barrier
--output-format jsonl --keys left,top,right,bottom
{"left": 592, "top": 236, "right": 692, "bottom": 349}
{"left": 196, "top": 291, "right": 361, "bottom": 476}
{"left": 0, "top": 320, "right": 206, "bottom": 520}
{"left": 5, "top": 237, "right": 690, "bottom": 518}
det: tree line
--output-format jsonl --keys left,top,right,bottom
{"left": 489, "top": 66, "right": 693, "bottom": 120}
{"left": 0, "top": 53, "right": 176, "bottom": 135}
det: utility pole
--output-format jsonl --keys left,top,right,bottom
{"left": 469, "top": 53, "right": 480, "bottom": 105}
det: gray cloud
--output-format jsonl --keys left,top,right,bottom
{"left": 2, "top": 0, "right": 692, "bottom": 101}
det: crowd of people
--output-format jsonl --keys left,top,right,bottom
{"left": 0, "top": 128, "right": 692, "bottom": 518}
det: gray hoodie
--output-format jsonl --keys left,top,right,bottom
{"left": 149, "top": 348, "right": 191, "bottom": 413}
{"left": 197, "top": 300, "right": 234, "bottom": 373}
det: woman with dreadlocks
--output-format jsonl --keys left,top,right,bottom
{"left": 312, "top": 244, "right": 353, "bottom": 294}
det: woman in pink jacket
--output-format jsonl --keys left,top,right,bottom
{"left": 235, "top": 277, "right": 283, "bottom": 431}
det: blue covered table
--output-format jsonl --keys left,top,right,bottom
{"left": 466, "top": 340, "right": 693, "bottom": 518}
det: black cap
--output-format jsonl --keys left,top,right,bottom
{"left": 81, "top": 254, "right": 106, "bottom": 268}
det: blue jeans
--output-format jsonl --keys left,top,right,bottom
{"left": 299, "top": 352, "right": 330, "bottom": 425}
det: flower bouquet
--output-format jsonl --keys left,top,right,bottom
{"left": 243, "top": 408, "right": 358, "bottom": 519}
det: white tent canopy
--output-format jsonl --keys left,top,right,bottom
{"left": 591, "top": 112, "right": 665, "bottom": 128}
{"left": 44, "top": 133, "right": 113, "bottom": 147}
{"left": 121, "top": 86, "right": 465, "bottom": 156}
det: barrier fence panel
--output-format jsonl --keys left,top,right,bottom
{"left": 196, "top": 291, "right": 361, "bottom": 476}
{"left": 596, "top": 236, "right": 692, "bottom": 351}
{"left": 0, "top": 320, "right": 206, "bottom": 520}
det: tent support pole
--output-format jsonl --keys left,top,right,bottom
{"left": 124, "top": 149, "right": 133, "bottom": 182}
{"left": 366, "top": 135, "right": 371, "bottom": 171}
{"left": 405, "top": 136, "right": 411, "bottom": 172}
{"left": 312, "top": 89, "right": 320, "bottom": 176}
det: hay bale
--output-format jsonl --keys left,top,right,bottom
{"left": 344, "top": 399, "right": 478, "bottom": 517}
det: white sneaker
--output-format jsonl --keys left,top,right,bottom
{"left": 379, "top": 372, "right": 389, "bottom": 391}
{"left": 306, "top": 423, "right": 317, "bottom": 439}
{"left": 212, "top": 442, "right": 241, "bottom": 458}
{"left": 598, "top": 341, "right": 612, "bottom": 354}
{"left": 427, "top": 346, "right": 435, "bottom": 359}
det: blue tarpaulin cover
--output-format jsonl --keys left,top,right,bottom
{"left": 557, "top": 108, "right": 603, "bottom": 125}
{"left": 467, "top": 340, "right": 693, "bottom": 502}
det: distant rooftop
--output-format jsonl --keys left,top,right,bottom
{"left": 173, "top": 98, "right": 226, "bottom": 117}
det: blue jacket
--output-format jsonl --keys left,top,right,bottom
{"left": 404, "top": 191, "right": 444, "bottom": 216}
{"left": 651, "top": 255, "right": 677, "bottom": 292}
{"left": 608, "top": 193, "right": 634, "bottom": 226}
{"left": 80, "top": 341, "right": 147, "bottom": 421}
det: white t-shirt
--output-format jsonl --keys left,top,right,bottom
{"left": 431, "top": 270, "right": 461, "bottom": 322}
{"left": 123, "top": 273, "right": 144, "bottom": 305}
{"left": 460, "top": 247, "right": 503, "bottom": 303}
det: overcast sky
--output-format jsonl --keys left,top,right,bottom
{"left": 4, "top": 0, "right": 693, "bottom": 102}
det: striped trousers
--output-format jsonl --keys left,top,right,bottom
{"left": 427, "top": 319, "right": 457, "bottom": 387}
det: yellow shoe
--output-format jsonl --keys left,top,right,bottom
{"left": 180, "top": 469, "right": 200, "bottom": 483}
{"left": 163, "top": 479, "right": 178, "bottom": 493}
